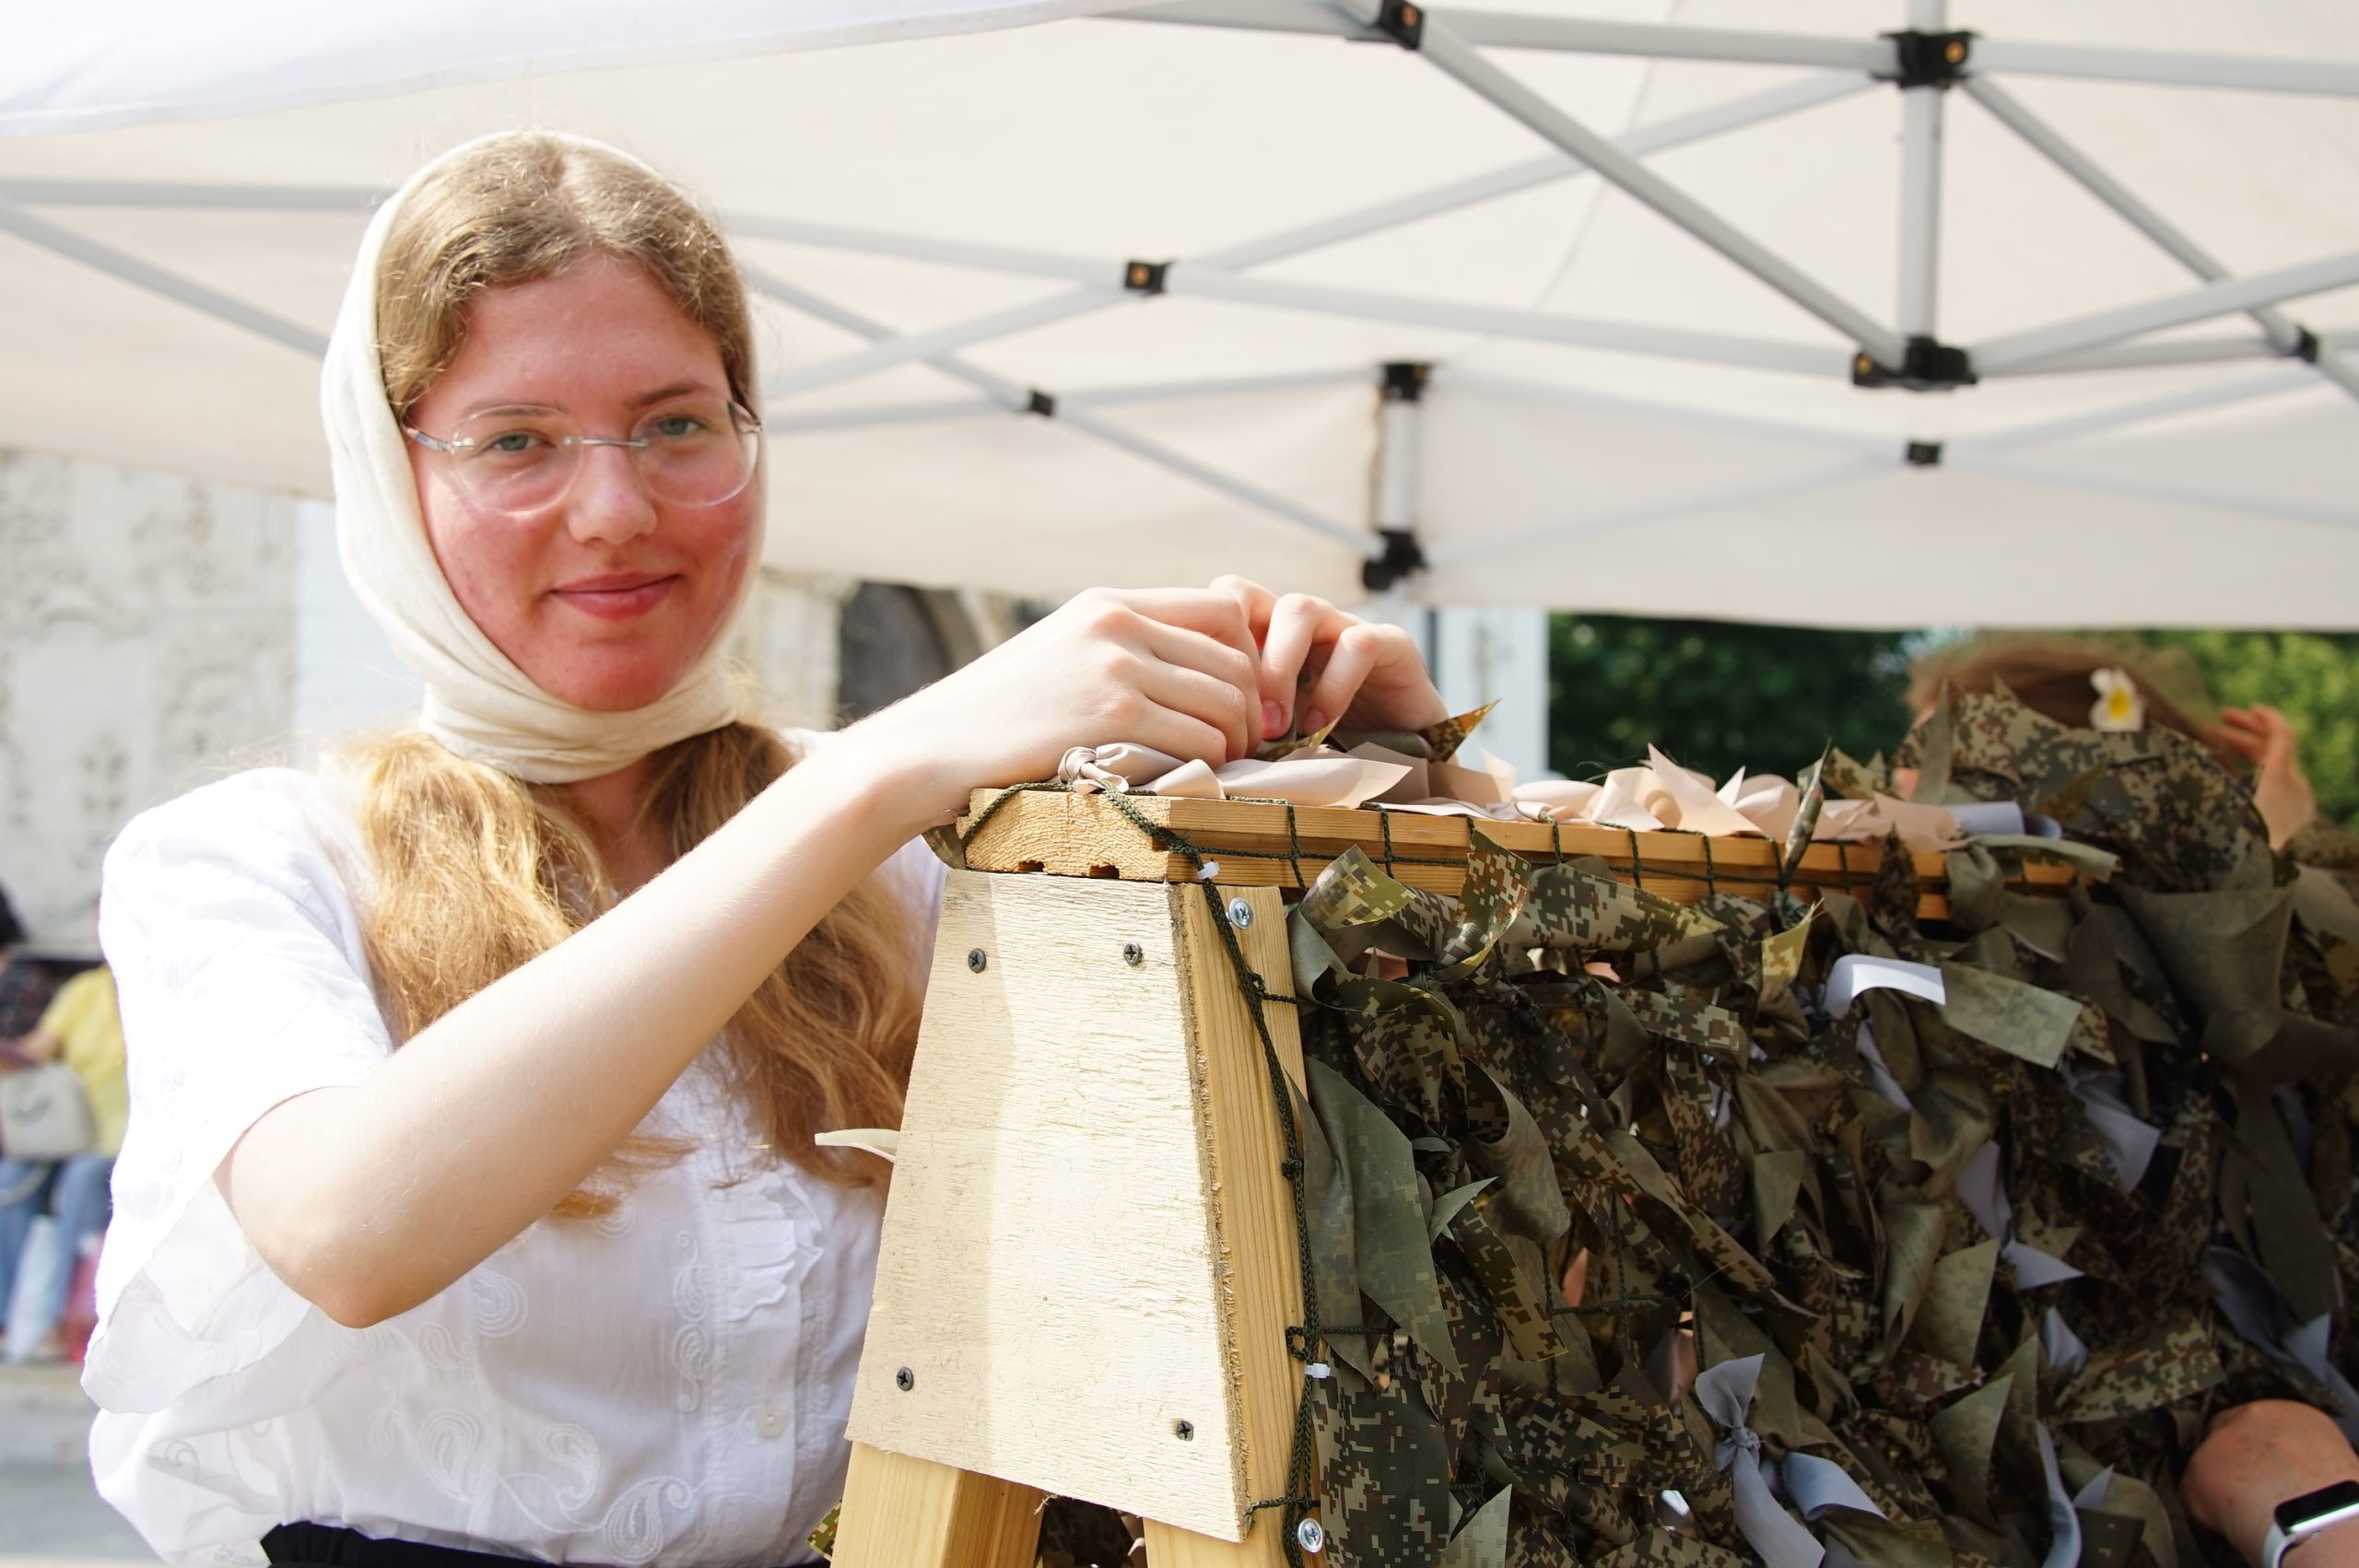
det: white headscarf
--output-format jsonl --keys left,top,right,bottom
{"left": 323, "top": 131, "right": 760, "bottom": 784}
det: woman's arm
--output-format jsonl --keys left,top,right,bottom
{"left": 218, "top": 584, "right": 1433, "bottom": 1328}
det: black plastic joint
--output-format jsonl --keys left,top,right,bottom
{"left": 1378, "top": 0, "right": 1425, "bottom": 49}
{"left": 1121, "top": 259, "right": 1169, "bottom": 296}
{"left": 1853, "top": 336, "right": 1978, "bottom": 391}
{"left": 2294, "top": 326, "right": 2322, "bottom": 363}
{"left": 1906, "top": 440, "right": 1942, "bottom": 467}
{"left": 1361, "top": 528, "right": 1426, "bottom": 593}
{"left": 1024, "top": 389, "right": 1056, "bottom": 417}
{"left": 1882, "top": 29, "right": 1974, "bottom": 88}
{"left": 1380, "top": 361, "right": 1430, "bottom": 403}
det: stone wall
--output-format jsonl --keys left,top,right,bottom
{"left": 1, "top": 451, "right": 299, "bottom": 951}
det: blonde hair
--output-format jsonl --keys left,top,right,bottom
{"left": 376, "top": 132, "right": 753, "bottom": 419}
{"left": 1906, "top": 635, "right": 2233, "bottom": 763}
{"left": 351, "top": 134, "right": 917, "bottom": 1212}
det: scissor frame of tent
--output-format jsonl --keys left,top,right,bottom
{"left": 6, "top": 0, "right": 2359, "bottom": 591}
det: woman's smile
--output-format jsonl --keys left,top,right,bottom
{"left": 550, "top": 571, "right": 681, "bottom": 621}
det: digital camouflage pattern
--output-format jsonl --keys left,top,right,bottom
{"left": 1270, "top": 692, "right": 2359, "bottom": 1568}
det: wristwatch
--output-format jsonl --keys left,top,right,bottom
{"left": 2263, "top": 1479, "right": 2359, "bottom": 1567}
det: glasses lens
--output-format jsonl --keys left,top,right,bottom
{"left": 634, "top": 401, "right": 758, "bottom": 508}
{"left": 446, "top": 412, "right": 576, "bottom": 513}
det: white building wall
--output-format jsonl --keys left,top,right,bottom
{"left": 1, "top": 451, "right": 299, "bottom": 952}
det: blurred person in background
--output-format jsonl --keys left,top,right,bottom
{"left": 1908, "top": 635, "right": 2324, "bottom": 849}
{"left": 0, "top": 961, "right": 124, "bottom": 1362}
{"left": 0, "top": 882, "right": 56, "bottom": 1044}
{"left": 1911, "top": 636, "right": 2359, "bottom": 1565}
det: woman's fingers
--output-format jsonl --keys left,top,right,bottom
{"left": 1132, "top": 657, "right": 1256, "bottom": 764}
{"left": 1258, "top": 594, "right": 1357, "bottom": 734}
{"left": 1134, "top": 618, "right": 1260, "bottom": 758}
{"left": 1099, "top": 587, "right": 1260, "bottom": 671}
{"left": 1298, "top": 623, "right": 1391, "bottom": 737}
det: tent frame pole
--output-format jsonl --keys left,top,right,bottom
{"left": 754, "top": 69, "right": 1861, "bottom": 402}
{"left": 1969, "top": 39, "right": 2359, "bottom": 97}
{"left": 1164, "top": 267, "right": 1837, "bottom": 375}
{"left": 1948, "top": 367, "right": 2321, "bottom": 456}
{"left": 1970, "top": 249, "right": 2359, "bottom": 374}
{"left": 1961, "top": 74, "right": 2359, "bottom": 406}
{"left": 1207, "top": 68, "right": 1867, "bottom": 271}
{"left": 1427, "top": 459, "right": 1886, "bottom": 568}
{"left": 1895, "top": 0, "right": 1946, "bottom": 341}
{"left": 1988, "top": 333, "right": 2300, "bottom": 376}
{"left": 1124, "top": 2, "right": 1896, "bottom": 71}
{"left": 0, "top": 193, "right": 325, "bottom": 357}
{"left": 1436, "top": 368, "right": 1887, "bottom": 456}
{"left": 1960, "top": 77, "right": 2304, "bottom": 353}
{"left": 1945, "top": 451, "right": 2359, "bottom": 532}
{"left": 1353, "top": 2, "right": 1907, "bottom": 367}
{"left": 750, "top": 265, "right": 1379, "bottom": 559}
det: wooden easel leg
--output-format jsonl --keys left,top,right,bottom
{"left": 1136, "top": 884, "right": 1324, "bottom": 1568}
{"left": 832, "top": 1443, "right": 1046, "bottom": 1568}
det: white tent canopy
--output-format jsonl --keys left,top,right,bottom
{"left": 7, "top": 0, "right": 2359, "bottom": 626}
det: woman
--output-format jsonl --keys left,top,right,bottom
{"left": 1907, "top": 634, "right": 2323, "bottom": 848}
{"left": 88, "top": 131, "right": 1446, "bottom": 1568}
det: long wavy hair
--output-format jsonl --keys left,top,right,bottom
{"left": 348, "top": 133, "right": 919, "bottom": 1213}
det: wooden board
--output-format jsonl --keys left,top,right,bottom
{"left": 1144, "top": 883, "right": 1316, "bottom": 1566}
{"left": 956, "top": 788, "right": 2078, "bottom": 920}
{"left": 832, "top": 1445, "right": 1044, "bottom": 1568}
{"left": 849, "top": 872, "right": 1309, "bottom": 1547}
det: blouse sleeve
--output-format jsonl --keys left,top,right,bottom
{"left": 85, "top": 769, "right": 393, "bottom": 1413}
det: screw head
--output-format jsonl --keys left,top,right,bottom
{"left": 1296, "top": 1517, "right": 1327, "bottom": 1553}
{"left": 967, "top": 948, "right": 987, "bottom": 973}
{"left": 1226, "top": 896, "right": 1254, "bottom": 929}
{"left": 1855, "top": 352, "right": 1875, "bottom": 375}
{"left": 895, "top": 1366, "right": 915, "bottom": 1391}
{"left": 1944, "top": 37, "right": 1967, "bottom": 64}
{"left": 1122, "top": 942, "right": 1144, "bottom": 966}
{"left": 1173, "top": 1419, "right": 1194, "bottom": 1441}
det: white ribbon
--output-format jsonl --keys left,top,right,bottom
{"left": 1959, "top": 1142, "right": 2083, "bottom": 1288}
{"left": 1822, "top": 954, "right": 1946, "bottom": 1017}
{"left": 1695, "top": 1353, "right": 1884, "bottom": 1568}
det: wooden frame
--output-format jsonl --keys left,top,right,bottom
{"left": 838, "top": 871, "right": 1311, "bottom": 1566}
{"left": 953, "top": 786, "right": 2075, "bottom": 920}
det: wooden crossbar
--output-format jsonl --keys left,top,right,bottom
{"left": 956, "top": 788, "right": 2077, "bottom": 920}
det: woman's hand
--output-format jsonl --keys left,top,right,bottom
{"left": 850, "top": 587, "right": 1265, "bottom": 825}
{"left": 2181, "top": 1399, "right": 2359, "bottom": 1566}
{"left": 1210, "top": 576, "right": 1448, "bottom": 741}
{"left": 2214, "top": 704, "right": 2318, "bottom": 849}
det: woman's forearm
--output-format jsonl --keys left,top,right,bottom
{"left": 217, "top": 734, "right": 945, "bottom": 1328}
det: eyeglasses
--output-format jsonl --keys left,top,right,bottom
{"left": 404, "top": 398, "right": 763, "bottom": 514}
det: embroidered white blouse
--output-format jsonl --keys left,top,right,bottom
{"left": 86, "top": 756, "right": 943, "bottom": 1568}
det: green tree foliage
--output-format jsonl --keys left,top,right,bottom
{"left": 1547, "top": 614, "right": 1917, "bottom": 785}
{"left": 1547, "top": 616, "right": 2359, "bottom": 826}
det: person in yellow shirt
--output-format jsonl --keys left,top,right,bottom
{"left": 0, "top": 963, "right": 124, "bottom": 1362}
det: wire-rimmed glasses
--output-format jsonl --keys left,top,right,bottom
{"left": 404, "top": 398, "right": 762, "bottom": 514}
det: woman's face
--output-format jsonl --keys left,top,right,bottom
{"left": 404, "top": 255, "right": 757, "bottom": 713}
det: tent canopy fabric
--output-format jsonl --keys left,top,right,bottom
{"left": 6, "top": 0, "right": 2359, "bottom": 626}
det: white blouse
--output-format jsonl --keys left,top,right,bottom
{"left": 86, "top": 756, "right": 944, "bottom": 1568}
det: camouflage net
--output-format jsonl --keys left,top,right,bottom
{"left": 1278, "top": 691, "right": 2359, "bottom": 1568}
